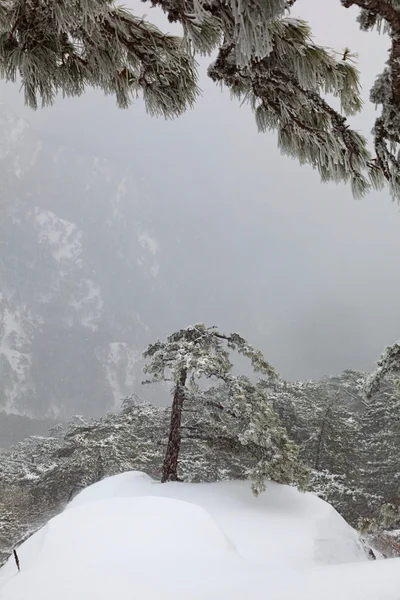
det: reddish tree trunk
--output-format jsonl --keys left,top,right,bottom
{"left": 161, "top": 368, "right": 187, "bottom": 483}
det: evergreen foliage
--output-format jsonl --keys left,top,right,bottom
{"left": 263, "top": 372, "right": 383, "bottom": 523}
{"left": 0, "top": 384, "right": 306, "bottom": 564}
{"left": 359, "top": 385, "right": 400, "bottom": 504}
{"left": 184, "top": 379, "right": 308, "bottom": 495}
{"left": 342, "top": 0, "right": 400, "bottom": 197}
{"left": 143, "top": 323, "right": 303, "bottom": 488}
{"left": 3, "top": 0, "right": 400, "bottom": 196}
{"left": 364, "top": 341, "right": 400, "bottom": 398}
{"left": 3, "top": 338, "right": 400, "bottom": 565}
{"left": 264, "top": 375, "right": 360, "bottom": 478}
{"left": 358, "top": 343, "right": 400, "bottom": 536}
{"left": 0, "top": 0, "right": 198, "bottom": 116}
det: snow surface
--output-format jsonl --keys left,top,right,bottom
{"left": 1, "top": 471, "right": 400, "bottom": 600}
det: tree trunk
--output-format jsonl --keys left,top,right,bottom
{"left": 161, "top": 368, "right": 187, "bottom": 483}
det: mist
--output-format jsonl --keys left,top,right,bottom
{"left": 1, "top": 0, "right": 400, "bottom": 427}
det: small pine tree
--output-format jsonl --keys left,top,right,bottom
{"left": 143, "top": 324, "right": 276, "bottom": 483}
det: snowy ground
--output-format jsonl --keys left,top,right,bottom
{"left": 1, "top": 471, "right": 400, "bottom": 600}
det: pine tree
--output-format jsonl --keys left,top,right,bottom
{"left": 359, "top": 342, "right": 400, "bottom": 516}
{"left": 360, "top": 367, "right": 400, "bottom": 509}
{"left": 225, "top": 376, "right": 309, "bottom": 495}
{"left": 183, "top": 378, "right": 308, "bottom": 494}
{"left": 1, "top": 0, "right": 397, "bottom": 196}
{"left": 58, "top": 395, "right": 168, "bottom": 491}
{"left": 265, "top": 377, "right": 359, "bottom": 478}
{"left": 364, "top": 341, "right": 400, "bottom": 399}
{"left": 263, "top": 374, "right": 367, "bottom": 522}
{"left": 143, "top": 323, "right": 276, "bottom": 483}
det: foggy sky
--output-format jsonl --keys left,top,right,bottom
{"left": 2, "top": 0, "right": 400, "bottom": 381}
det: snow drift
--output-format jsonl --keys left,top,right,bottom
{"left": 1, "top": 471, "right": 400, "bottom": 600}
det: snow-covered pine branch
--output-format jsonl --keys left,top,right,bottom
{"left": 1, "top": 0, "right": 400, "bottom": 196}
{"left": 342, "top": 0, "right": 400, "bottom": 197}
{"left": 0, "top": 0, "right": 198, "bottom": 116}
{"left": 363, "top": 341, "right": 400, "bottom": 398}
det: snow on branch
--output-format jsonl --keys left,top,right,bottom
{"left": 341, "top": 0, "right": 400, "bottom": 198}
{"left": 364, "top": 341, "right": 400, "bottom": 398}
{"left": 0, "top": 0, "right": 198, "bottom": 116}
{"left": 2, "top": 0, "right": 400, "bottom": 195}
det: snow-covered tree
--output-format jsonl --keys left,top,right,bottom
{"left": 359, "top": 378, "right": 400, "bottom": 507}
{"left": 0, "top": 0, "right": 395, "bottom": 196}
{"left": 356, "top": 343, "right": 400, "bottom": 518}
{"left": 0, "top": 432, "right": 64, "bottom": 565}
{"left": 0, "top": 509, "right": 27, "bottom": 566}
{"left": 262, "top": 374, "right": 369, "bottom": 522}
{"left": 225, "top": 376, "right": 309, "bottom": 494}
{"left": 58, "top": 395, "right": 168, "bottom": 493}
{"left": 309, "top": 469, "right": 367, "bottom": 519}
{"left": 264, "top": 377, "right": 360, "bottom": 478}
{"left": 0, "top": 434, "right": 62, "bottom": 485}
{"left": 183, "top": 378, "right": 308, "bottom": 494}
{"left": 341, "top": 0, "right": 400, "bottom": 197}
{"left": 0, "top": 395, "right": 169, "bottom": 565}
{"left": 364, "top": 341, "right": 400, "bottom": 399}
{"left": 143, "top": 324, "right": 276, "bottom": 483}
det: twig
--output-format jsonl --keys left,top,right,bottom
{"left": 13, "top": 549, "right": 20, "bottom": 572}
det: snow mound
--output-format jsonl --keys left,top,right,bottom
{"left": 2, "top": 495, "right": 234, "bottom": 570}
{"left": 68, "top": 471, "right": 366, "bottom": 566}
{"left": 73, "top": 496, "right": 233, "bottom": 558}
{"left": 2, "top": 472, "right": 400, "bottom": 600}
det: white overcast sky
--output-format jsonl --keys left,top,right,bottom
{"left": 2, "top": 0, "right": 400, "bottom": 380}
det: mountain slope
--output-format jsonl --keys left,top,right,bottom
{"left": 0, "top": 106, "right": 165, "bottom": 417}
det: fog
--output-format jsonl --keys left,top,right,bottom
{"left": 1, "top": 0, "right": 400, "bottom": 421}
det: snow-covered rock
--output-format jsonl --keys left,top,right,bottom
{"left": 2, "top": 472, "right": 399, "bottom": 600}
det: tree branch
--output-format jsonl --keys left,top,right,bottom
{"left": 341, "top": 0, "right": 400, "bottom": 190}
{"left": 343, "top": 1, "right": 400, "bottom": 102}
{"left": 342, "top": 0, "right": 400, "bottom": 29}
{"left": 390, "top": 34, "right": 400, "bottom": 104}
